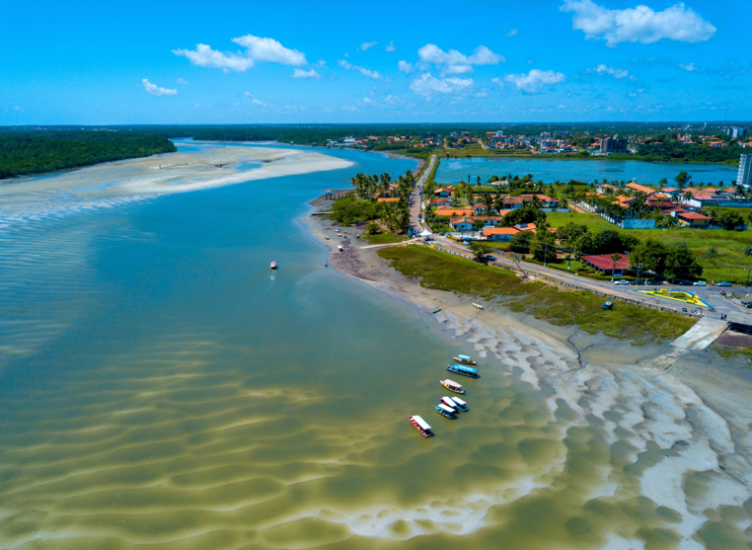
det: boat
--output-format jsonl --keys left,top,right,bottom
{"left": 432, "top": 307, "right": 442, "bottom": 314}
{"left": 446, "top": 364, "right": 479, "bottom": 378}
{"left": 441, "top": 396, "right": 459, "bottom": 410}
{"left": 435, "top": 403, "right": 457, "bottom": 419}
{"left": 440, "top": 379, "right": 465, "bottom": 394}
{"left": 408, "top": 415, "right": 433, "bottom": 437}
{"left": 454, "top": 354, "right": 477, "bottom": 366}
{"left": 337, "top": 245, "right": 344, "bottom": 251}
{"left": 602, "top": 300, "right": 613, "bottom": 310}
{"left": 324, "top": 236, "right": 330, "bottom": 240}
{"left": 450, "top": 397, "right": 469, "bottom": 412}
{"left": 270, "top": 262, "right": 277, "bottom": 270}
{"left": 472, "top": 303, "right": 484, "bottom": 310}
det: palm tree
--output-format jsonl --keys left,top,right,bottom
{"left": 484, "top": 193, "right": 494, "bottom": 213}
{"left": 530, "top": 195, "right": 543, "bottom": 210}
{"left": 610, "top": 253, "right": 622, "bottom": 282}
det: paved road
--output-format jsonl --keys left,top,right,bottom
{"left": 410, "top": 153, "right": 437, "bottom": 232}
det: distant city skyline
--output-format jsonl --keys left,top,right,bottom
{"left": 2, "top": 0, "right": 750, "bottom": 125}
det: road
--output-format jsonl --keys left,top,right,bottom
{"left": 410, "top": 153, "right": 437, "bottom": 232}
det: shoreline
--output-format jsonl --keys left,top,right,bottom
{"left": 302, "top": 191, "right": 752, "bottom": 541}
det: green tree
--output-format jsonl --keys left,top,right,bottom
{"left": 364, "top": 222, "right": 381, "bottom": 235}
{"left": 674, "top": 171, "right": 691, "bottom": 189}
{"left": 556, "top": 223, "right": 589, "bottom": 244}
{"left": 530, "top": 229, "right": 557, "bottom": 263}
{"left": 510, "top": 231, "right": 533, "bottom": 253}
{"left": 610, "top": 253, "right": 622, "bottom": 279}
{"left": 717, "top": 211, "right": 744, "bottom": 230}
{"left": 597, "top": 230, "right": 622, "bottom": 254}
{"left": 630, "top": 238, "right": 669, "bottom": 274}
{"left": 664, "top": 242, "right": 702, "bottom": 280}
{"left": 469, "top": 241, "right": 492, "bottom": 262}
{"left": 573, "top": 232, "right": 599, "bottom": 259}
{"left": 472, "top": 219, "right": 486, "bottom": 232}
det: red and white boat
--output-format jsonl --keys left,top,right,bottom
{"left": 270, "top": 262, "right": 277, "bottom": 270}
{"left": 408, "top": 415, "right": 433, "bottom": 437}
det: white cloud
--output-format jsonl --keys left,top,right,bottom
{"left": 360, "top": 41, "right": 378, "bottom": 51}
{"left": 680, "top": 62, "right": 697, "bottom": 71}
{"left": 384, "top": 95, "right": 404, "bottom": 105}
{"left": 338, "top": 60, "right": 388, "bottom": 81}
{"left": 409, "top": 73, "right": 473, "bottom": 96}
{"left": 507, "top": 29, "right": 518, "bottom": 37}
{"left": 176, "top": 78, "right": 187, "bottom": 84}
{"left": 244, "top": 91, "right": 254, "bottom": 97}
{"left": 251, "top": 98, "right": 267, "bottom": 107}
{"left": 491, "top": 77, "right": 504, "bottom": 88}
{"left": 173, "top": 44, "right": 255, "bottom": 72}
{"left": 444, "top": 64, "right": 473, "bottom": 75}
{"left": 504, "top": 69, "right": 565, "bottom": 93}
{"left": 474, "top": 90, "right": 489, "bottom": 98}
{"left": 561, "top": 0, "right": 716, "bottom": 47}
{"left": 591, "top": 64, "right": 629, "bottom": 78}
{"left": 291, "top": 68, "right": 321, "bottom": 79}
{"left": 418, "top": 44, "right": 505, "bottom": 69}
{"left": 231, "top": 34, "right": 306, "bottom": 65}
{"left": 174, "top": 34, "right": 306, "bottom": 72}
{"left": 142, "top": 79, "right": 177, "bottom": 96}
{"left": 385, "top": 41, "right": 396, "bottom": 52}
{"left": 398, "top": 60, "right": 414, "bottom": 74}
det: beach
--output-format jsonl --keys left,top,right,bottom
{"left": 304, "top": 193, "right": 752, "bottom": 547}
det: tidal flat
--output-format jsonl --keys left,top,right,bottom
{"left": 0, "top": 143, "right": 751, "bottom": 549}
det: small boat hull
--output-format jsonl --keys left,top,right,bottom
{"left": 270, "top": 262, "right": 277, "bottom": 270}
{"left": 440, "top": 380, "right": 465, "bottom": 394}
{"left": 432, "top": 307, "right": 442, "bottom": 314}
{"left": 446, "top": 365, "right": 480, "bottom": 378}
{"left": 472, "top": 303, "right": 484, "bottom": 310}
{"left": 435, "top": 405, "right": 456, "bottom": 419}
{"left": 453, "top": 356, "right": 477, "bottom": 366}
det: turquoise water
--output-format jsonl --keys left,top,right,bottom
{"left": 436, "top": 157, "right": 738, "bottom": 186}
{"left": 0, "top": 143, "right": 746, "bottom": 549}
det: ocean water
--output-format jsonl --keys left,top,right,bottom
{"left": 436, "top": 157, "right": 739, "bottom": 186}
{"left": 0, "top": 144, "right": 748, "bottom": 549}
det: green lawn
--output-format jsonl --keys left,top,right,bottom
{"left": 547, "top": 212, "right": 617, "bottom": 232}
{"left": 378, "top": 245, "right": 694, "bottom": 343}
{"left": 363, "top": 232, "right": 408, "bottom": 245}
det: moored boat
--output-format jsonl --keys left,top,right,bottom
{"left": 450, "top": 397, "right": 469, "bottom": 412}
{"left": 454, "top": 354, "right": 477, "bottom": 366}
{"left": 472, "top": 303, "right": 484, "bottom": 310}
{"left": 337, "top": 245, "right": 344, "bottom": 251}
{"left": 270, "top": 262, "right": 277, "bottom": 270}
{"left": 440, "top": 379, "right": 465, "bottom": 394}
{"left": 435, "top": 403, "right": 457, "bottom": 419}
{"left": 409, "top": 415, "right": 433, "bottom": 437}
{"left": 446, "top": 363, "right": 479, "bottom": 378}
{"left": 432, "top": 307, "right": 442, "bottom": 314}
{"left": 441, "top": 396, "right": 459, "bottom": 410}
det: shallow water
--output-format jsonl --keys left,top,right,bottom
{"left": 0, "top": 144, "right": 750, "bottom": 549}
{"left": 436, "top": 157, "right": 738, "bottom": 186}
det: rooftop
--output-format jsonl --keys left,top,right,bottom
{"left": 581, "top": 254, "right": 630, "bottom": 271}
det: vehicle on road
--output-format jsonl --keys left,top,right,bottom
{"left": 693, "top": 281, "right": 707, "bottom": 286}
{"left": 717, "top": 282, "right": 732, "bottom": 287}
{"left": 647, "top": 280, "right": 662, "bottom": 286}
{"left": 484, "top": 254, "right": 496, "bottom": 261}
{"left": 614, "top": 280, "right": 630, "bottom": 286}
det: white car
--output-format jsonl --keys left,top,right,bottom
{"left": 614, "top": 280, "right": 630, "bottom": 286}
{"left": 692, "top": 281, "right": 707, "bottom": 286}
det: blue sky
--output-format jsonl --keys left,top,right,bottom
{"left": 1, "top": 0, "right": 750, "bottom": 124}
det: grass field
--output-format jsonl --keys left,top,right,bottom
{"left": 363, "top": 232, "right": 408, "bottom": 245}
{"left": 378, "top": 245, "right": 694, "bottom": 343}
{"left": 545, "top": 211, "right": 752, "bottom": 284}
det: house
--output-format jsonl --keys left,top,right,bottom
{"left": 426, "top": 197, "right": 451, "bottom": 207}
{"left": 449, "top": 216, "right": 475, "bottom": 232}
{"left": 482, "top": 227, "right": 519, "bottom": 242}
{"left": 434, "top": 207, "right": 476, "bottom": 218}
{"left": 433, "top": 186, "right": 455, "bottom": 198}
{"left": 520, "top": 194, "right": 559, "bottom": 208}
{"left": 581, "top": 254, "right": 630, "bottom": 275}
{"left": 377, "top": 197, "right": 401, "bottom": 203}
{"left": 501, "top": 196, "right": 528, "bottom": 210}
{"left": 626, "top": 181, "right": 657, "bottom": 197}
{"left": 677, "top": 212, "right": 712, "bottom": 227}
{"left": 474, "top": 216, "right": 506, "bottom": 227}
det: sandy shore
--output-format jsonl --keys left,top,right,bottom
{"left": 0, "top": 145, "right": 352, "bottom": 227}
{"left": 303, "top": 194, "right": 752, "bottom": 545}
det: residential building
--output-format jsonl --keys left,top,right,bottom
{"left": 601, "top": 137, "right": 628, "bottom": 154}
{"left": 739, "top": 154, "right": 752, "bottom": 188}
{"left": 434, "top": 207, "right": 476, "bottom": 218}
{"left": 727, "top": 126, "right": 748, "bottom": 139}
{"left": 449, "top": 216, "right": 475, "bottom": 232}
{"left": 677, "top": 212, "right": 712, "bottom": 227}
{"left": 483, "top": 227, "right": 519, "bottom": 241}
{"left": 581, "top": 254, "right": 630, "bottom": 275}
{"left": 625, "top": 181, "right": 657, "bottom": 197}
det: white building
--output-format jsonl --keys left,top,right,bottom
{"left": 739, "top": 154, "right": 752, "bottom": 188}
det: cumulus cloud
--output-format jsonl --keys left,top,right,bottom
{"left": 338, "top": 60, "right": 388, "bottom": 81}
{"left": 174, "top": 34, "right": 306, "bottom": 72}
{"left": 680, "top": 62, "right": 697, "bottom": 71}
{"left": 176, "top": 78, "right": 187, "bottom": 84}
{"left": 444, "top": 64, "right": 473, "bottom": 75}
{"left": 291, "top": 68, "right": 321, "bottom": 79}
{"left": 142, "top": 79, "right": 177, "bottom": 96}
{"left": 409, "top": 73, "right": 473, "bottom": 96}
{"left": 398, "top": 60, "right": 414, "bottom": 74}
{"left": 251, "top": 98, "right": 267, "bottom": 107}
{"left": 561, "top": 0, "right": 716, "bottom": 47}
{"left": 504, "top": 69, "right": 565, "bottom": 93}
{"left": 491, "top": 77, "right": 505, "bottom": 88}
{"left": 418, "top": 44, "right": 505, "bottom": 70}
{"left": 591, "top": 64, "right": 629, "bottom": 78}
{"left": 385, "top": 41, "right": 396, "bottom": 52}
{"left": 244, "top": 91, "right": 254, "bottom": 97}
{"left": 360, "top": 41, "right": 378, "bottom": 51}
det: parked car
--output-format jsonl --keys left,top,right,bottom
{"left": 630, "top": 279, "right": 645, "bottom": 285}
{"left": 484, "top": 254, "right": 496, "bottom": 261}
{"left": 693, "top": 281, "right": 707, "bottom": 286}
{"left": 614, "top": 280, "right": 630, "bottom": 286}
{"left": 647, "top": 279, "right": 663, "bottom": 285}
{"left": 717, "top": 282, "right": 732, "bottom": 287}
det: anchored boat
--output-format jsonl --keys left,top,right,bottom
{"left": 337, "top": 245, "right": 344, "bottom": 252}
{"left": 454, "top": 354, "right": 477, "bottom": 366}
{"left": 440, "top": 379, "right": 465, "bottom": 394}
{"left": 472, "top": 303, "right": 484, "bottom": 310}
{"left": 435, "top": 403, "right": 457, "bottom": 419}
{"left": 441, "top": 396, "right": 459, "bottom": 410}
{"left": 432, "top": 307, "right": 442, "bottom": 314}
{"left": 408, "top": 415, "right": 433, "bottom": 437}
{"left": 451, "top": 396, "right": 469, "bottom": 412}
{"left": 446, "top": 363, "right": 479, "bottom": 378}
{"left": 270, "top": 262, "right": 277, "bottom": 270}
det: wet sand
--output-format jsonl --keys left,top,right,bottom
{"left": 304, "top": 195, "right": 752, "bottom": 547}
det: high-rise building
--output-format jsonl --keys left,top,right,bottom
{"left": 739, "top": 154, "right": 752, "bottom": 187}
{"left": 601, "top": 137, "right": 628, "bottom": 154}
{"left": 727, "top": 126, "right": 747, "bottom": 139}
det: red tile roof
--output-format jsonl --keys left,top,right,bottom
{"left": 377, "top": 197, "right": 400, "bottom": 203}
{"left": 581, "top": 254, "right": 630, "bottom": 271}
{"left": 678, "top": 212, "right": 712, "bottom": 220}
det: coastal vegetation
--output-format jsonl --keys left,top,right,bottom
{"left": 378, "top": 245, "right": 694, "bottom": 343}
{"left": 0, "top": 130, "right": 176, "bottom": 179}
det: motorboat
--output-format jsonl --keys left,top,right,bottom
{"left": 270, "top": 262, "right": 277, "bottom": 270}
{"left": 435, "top": 403, "right": 457, "bottom": 419}
{"left": 441, "top": 396, "right": 459, "bottom": 410}
{"left": 446, "top": 364, "right": 479, "bottom": 378}
{"left": 409, "top": 415, "right": 433, "bottom": 437}
{"left": 432, "top": 307, "right": 442, "bottom": 314}
{"left": 440, "top": 379, "right": 465, "bottom": 394}
{"left": 472, "top": 303, "right": 484, "bottom": 310}
{"left": 450, "top": 397, "right": 469, "bottom": 412}
{"left": 337, "top": 245, "right": 344, "bottom": 251}
{"left": 454, "top": 354, "right": 477, "bottom": 366}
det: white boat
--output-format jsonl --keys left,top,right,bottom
{"left": 409, "top": 415, "right": 433, "bottom": 437}
{"left": 270, "top": 262, "right": 277, "bottom": 270}
{"left": 450, "top": 397, "right": 469, "bottom": 412}
{"left": 337, "top": 245, "right": 344, "bottom": 251}
{"left": 472, "top": 303, "right": 484, "bottom": 310}
{"left": 441, "top": 396, "right": 458, "bottom": 409}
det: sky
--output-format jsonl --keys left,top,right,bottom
{"left": 1, "top": 0, "right": 751, "bottom": 125}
